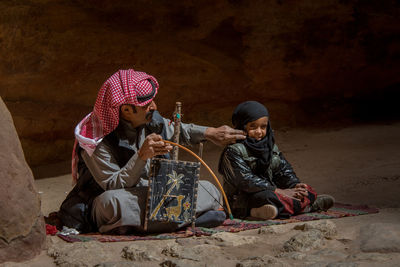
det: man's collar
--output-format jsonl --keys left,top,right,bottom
{"left": 117, "top": 119, "right": 141, "bottom": 142}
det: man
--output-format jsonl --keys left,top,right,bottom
{"left": 58, "top": 69, "right": 246, "bottom": 234}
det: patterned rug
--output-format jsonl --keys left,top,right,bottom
{"left": 57, "top": 203, "right": 378, "bottom": 243}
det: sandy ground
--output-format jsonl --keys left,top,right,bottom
{"left": 4, "top": 122, "right": 400, "bottom": 266}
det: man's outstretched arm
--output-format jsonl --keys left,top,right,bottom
{"left": 204, "top": 125, "right": 246, "bottom": 147}
{"left": 161, "top": 115, "right": 246, "bottom": 146}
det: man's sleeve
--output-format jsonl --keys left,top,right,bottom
{"left": 81, "top": 142, "right": 147, "bottom": 191}
{"left": 162, "top": 117, "right": 207, "bottom": 145}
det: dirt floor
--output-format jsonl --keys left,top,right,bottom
{"left": 4, "top": 122, "right": 400, "bottom": 266}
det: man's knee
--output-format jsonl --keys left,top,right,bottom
{"left": 198, "top": 180, "right": 221, "bottom": 199}
{"left": 196, "top": 180, "right": 222, "bottom": 213}
{"left": 93, "top": 190, "right": 120, "bottom": 209}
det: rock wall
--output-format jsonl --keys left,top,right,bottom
{"left": 0, "top": 97, "right": 45, "bottom": 263}
{"left": 0, "top": 0, "right": 399, "bottom": 175}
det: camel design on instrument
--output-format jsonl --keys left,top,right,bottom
{"left": 149, "top": 170, "right": 185, "bottom": 220}
{"left": 165, "top": 195, "right": 185, "bottom": 220}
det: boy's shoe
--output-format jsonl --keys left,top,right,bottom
{"left": 311, "top": 194, "right": 335, "bottom": 212}
{"left": 250, "top": 204, "right": 278, "bottom": 220}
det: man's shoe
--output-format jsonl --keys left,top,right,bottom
{"left": 311, "top": 194, "right": 335, "bottom": 212}
{"left": 250, "top": 204, "right": 278, "bottom": 220}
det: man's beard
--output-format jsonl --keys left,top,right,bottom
{"left": 145, "top": 110, "right": 163, "bottom": 134}
{"left": 145, "top": 110, "right": 154, "bottom": 120}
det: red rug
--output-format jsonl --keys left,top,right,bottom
{"left": 55, "top": 203, "right": 378, "bottom": 243}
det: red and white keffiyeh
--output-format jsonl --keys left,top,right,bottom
{"left": 72, "top": 69, "right": 159, "bottom": 182}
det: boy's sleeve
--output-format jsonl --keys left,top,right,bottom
{"left": 272, "top": 152, "right": 301, "bottom": 189}
{"left": 220, "top": 146, "right": 277, "bottom": 193}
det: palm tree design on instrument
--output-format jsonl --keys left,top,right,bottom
{"left": 150, "top": 170, "right": 185, "bottom": 220}
{"left": 166, "top": 170, "right": 184, "bottom": 189}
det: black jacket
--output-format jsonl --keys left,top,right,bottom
{"left": 218, "top": 142, "right": 300, "bottom": 217}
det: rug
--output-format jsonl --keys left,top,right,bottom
{"left": 57, "top": 203, "right": 378, "bottom": 243}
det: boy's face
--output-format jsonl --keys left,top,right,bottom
{"left": 245, "top": 116, "right": 268, "bottom": 140}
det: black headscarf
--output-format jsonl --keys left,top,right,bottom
{"left": 232, "top": 101, "right": 275, "bottom": 170}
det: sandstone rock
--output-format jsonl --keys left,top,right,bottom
{"left": 191, "top": 244, "right": 222, "bottom": 255}
{"left": 277, "top": 252, "right": 307, "bottom": 260}
{"left": 283, "top": 229, "right": 325, "bottom": 252}
{"left": 347, "top": 252, "right": 392, "bottom": 262}
{"left": 211, "top": 232, "right": 259, "bottom": 247}
{"left": 1, "top": 1, "right": 399, "bottom": 172}
{"left": 325, "top": 262, "right": 358, "bottom": 267}
{"left": 0, "top": 96, "right": 45, "bottom": 263}
{"left": 162, "top": 243, "right": 221, "bottom": 261}
{"left": 311, "top": 249, "right": 348, "bottom": 260}
{"left": 237, "top": 255, "right": 288, "bottom": 267}
{"left": 47, "top": 241, "right": 114, "bottom": 267}
{"left": 359, "top": 223, "right": 400, "bottom": 253}
{"left": 337, "top": 238, "right": 353, "bottom": 245}
{"left": 121, "top": 245, "right": 161, "bottom": 261}
{"left": 162, "top": 244, "right": 199, "bottom": 260}
{"left": 294, "top": 220, "right": 337, "bottom": 239}
{"left": 94, "top": 262, "right": 140, "bottom": 267}
{"left": 279, "top": 249, "right": 347, "bottom": 264}
{"left": 160, "top": 259, "right": 205, "bottom": 267}
{"left": 258, "top": 226, "right": 280, "bottom": 235}
{"left": 176, "top": 237, "right": 207, "bottom": 246}
{"left": 305, "top": 262, "right": 356, "bottom": 267}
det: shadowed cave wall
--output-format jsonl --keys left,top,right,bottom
{"left": 0, "top": 0, "right": 399, "bottom": 178}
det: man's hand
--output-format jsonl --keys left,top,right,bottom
{"left": 138, "top": 133, "right": 173, "bottom": 160}
{"left": 204, "top": 125, "right": 246, "bottom": 147}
